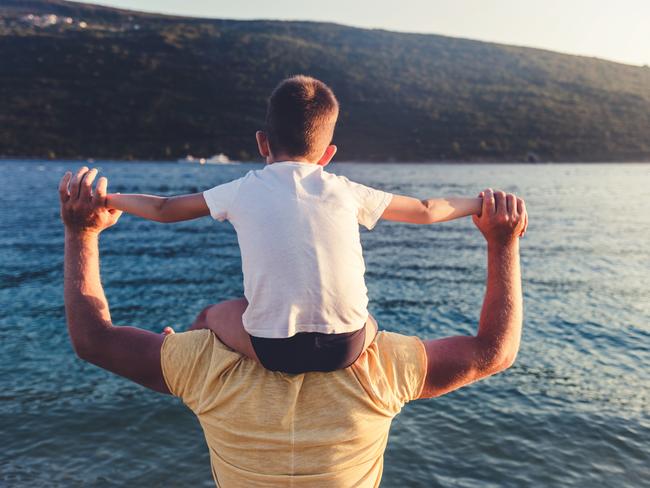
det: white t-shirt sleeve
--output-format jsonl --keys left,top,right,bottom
{"left": 346, "top": 180, "right": 393, "bottom": 230}
{"left": 202, "top": 178, "right": 243, "bottom": 221}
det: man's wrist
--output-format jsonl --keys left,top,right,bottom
{"left": 65, "top": 227, "right": 101, "bottom": 241}
{"left": 487, "top": 238, "right": 519, "bottom": 256}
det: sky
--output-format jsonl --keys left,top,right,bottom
{"left": 80, "top": 0, "right": 650, "bottom": 66}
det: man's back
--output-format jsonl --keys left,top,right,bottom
{"left": 162, "top": 329, "right": 426, "bottom": 487}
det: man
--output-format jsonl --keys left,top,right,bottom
{"left": 60, "top": 167, "right": 526, "bottom": 487}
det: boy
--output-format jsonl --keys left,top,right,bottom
{"left": 107, "top": 75, "right": 484, "bottom": 373}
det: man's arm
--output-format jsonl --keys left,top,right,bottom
{"left": 61, "top": 167, "right": 170, "bottom": 394}
{"left": 106, "top": 193, "right": 210, "bottom": 223}
{"left": 381, "top": 194, "right": 483, "bottom": 224}
{"left": 419, "top": 189, "right": 525, "bottom": 398}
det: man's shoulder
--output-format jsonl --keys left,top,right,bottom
{"left": 371, "top": 331, "right": 427, "bottom": 364}
{"left": 162, "top": 329, "right": 236, "bottom": 360}
{"left": 161, "top": 329, "right": 243, "bottom": 400}
{"left": 352, "top": 331, "right": 427, "bottom": 406}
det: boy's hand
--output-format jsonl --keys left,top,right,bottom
{"left": 59, "top": 167, "right": 122, "bottom": 235}
{"left": 473, "top": 189, "right": 527, "bottom": 243}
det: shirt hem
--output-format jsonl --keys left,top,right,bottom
{"left": 160, "top": 334, "right": 176, "bottom": 396}
{"left": 365, "top": 192, "right": 393, "bottom": 230}
{"left": 245, "top": 322, "right": 367, "bottom": 339}
{"left": 413, "top": 337, "right": 428, "bottom": 400}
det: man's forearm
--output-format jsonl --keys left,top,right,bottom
{"left": 477, "top": 239, "right": 522, "bottom": 369}
{"left": 64, "top": 230, "right": 112, "bottom": 357}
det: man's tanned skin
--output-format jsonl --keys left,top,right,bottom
{"left": 60, "top": 167, "right": 526, "bottom": 480}
{"left": 419, "top": 189, "right": 524, "bottom": 398}
{"left": 60, "top": 166, "right": 170, "bottom": 393}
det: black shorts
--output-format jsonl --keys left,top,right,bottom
{"left": 250, "top": 326, "right": 366, "bottom": 374}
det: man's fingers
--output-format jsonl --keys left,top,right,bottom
{"left": 476, "top": 191, "right": 485, "bottom": 217}
{"left": 518, "top": 199, "right": 528, "bottom": 237}
{"left": 80, "top": 168, "right": 98, "bottom": 200}
{"left": 70, "top": 166, "right": 89, "bottom": 200}
{"left": 522, "top": 208, "right": 529, "bottom": 237}
{"left": 494, "top": 191, "right": 507, "bottom": 217}
{"left": 506, "top": 194, "right": 516, "bottom": 217}
{"left": 58, "top": 172, "right": 72, "bottom": 203}
{"left": 162, "top": 326, "right": 175, "bottom": 336}
{"left": 482, "top": 188, "right": 495, "bottom": 216}
{"left": 94, "top": 176, "right": 108, "bottom": 206}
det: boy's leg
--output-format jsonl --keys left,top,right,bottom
{"left": 190, "top": 298, "right": 260, "bottom": 363}
{"left": 186, "top": 300, "right": 377, "bottom": 365}
{"left": 362, "top": 314, "right": 379, "bottom": 351}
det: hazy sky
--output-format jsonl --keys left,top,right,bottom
{"left": 81, "top": 0, "right": 650, "bottom": 66}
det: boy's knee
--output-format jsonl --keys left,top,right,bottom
{"left": 192, "top": 299, "right": 248, "bottom": 332}
{"left": 191, "top": 306, "right": 212, "bottom": 330}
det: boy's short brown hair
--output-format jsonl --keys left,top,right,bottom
{"left": 265, "top": 75, "right": 339, "bottom": 161}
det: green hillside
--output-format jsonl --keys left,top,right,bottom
{"left": 1, "top": 0, "right": 649, "bottom": 162}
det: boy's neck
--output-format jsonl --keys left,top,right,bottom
{"left": 267, "top": 153, "right": 316, "bottom": 165}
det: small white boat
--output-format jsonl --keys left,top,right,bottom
{"left": 206, "top": 153, "right": 239, "bottom": 164}
{"left": 177, "top": 155, "right": 198, "bottom": 163}
{"left": 177, "top": 153, "right": 239, "bottom": 164}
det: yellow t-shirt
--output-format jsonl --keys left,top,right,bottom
{"left": 161, "top": 330, "right": 427, "bottom": 487}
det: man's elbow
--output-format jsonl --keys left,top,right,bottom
{"left": 494, "top": 349, "right": 518, "bottom": 372}
{"left": 72, "top": 340, "right": 95, "bottom": 363}
{"left": 474, "top": 334, "right": 520, "bottom": 376}
{"left": 69, "top": 330, "right": 108, "bottom": 365}
{"left": 484, "top": 347, "right": 519, "bottom": 375}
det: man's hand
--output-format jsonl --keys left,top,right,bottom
{"left": 473, "top": 188, "right": 527, "bottom": 242}
{"left": 59, "top": 167, "right": 122, "bottom": 234}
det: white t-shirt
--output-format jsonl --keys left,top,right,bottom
{"left": 203, "top": 161, "right": 393, "bottom": 339}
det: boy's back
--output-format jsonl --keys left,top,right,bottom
{"left": 203, "top": 161, "right": 392, "bottom": 339}
{"left": 106, "top": 74, "right": 488, "bottom": 373}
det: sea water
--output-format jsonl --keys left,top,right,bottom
{"left": 1, "top": 161, "right": 648, "bottom": 487}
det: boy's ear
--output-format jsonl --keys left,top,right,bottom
{"left": 256, "top": 131, "right": 271, "bottom": 159}
{"left": 317, "top": 145, "right": 337, "bottom": 167}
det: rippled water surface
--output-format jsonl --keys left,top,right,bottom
{"left": 1, "top": 161, "right": 649, "bottom": 487}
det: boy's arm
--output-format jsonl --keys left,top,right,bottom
{"left": 381, "top": 194, "right": 482, "bottom": 224}
{"left": 106, "top": 193, "right": 210, "bottom": 223}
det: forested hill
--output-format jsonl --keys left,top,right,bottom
{"left": 2, "top": 0, "right": 649, "bottom": 162}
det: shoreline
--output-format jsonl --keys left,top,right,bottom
{"left": 1, "top": 157, "right": 649, "bottom": 165}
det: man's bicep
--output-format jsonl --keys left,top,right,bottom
{"left": 86, "top": 326, "right": 170, "bottom": 395}
{"left": 418, "top": 336, "right": 492, "bottom": 399}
